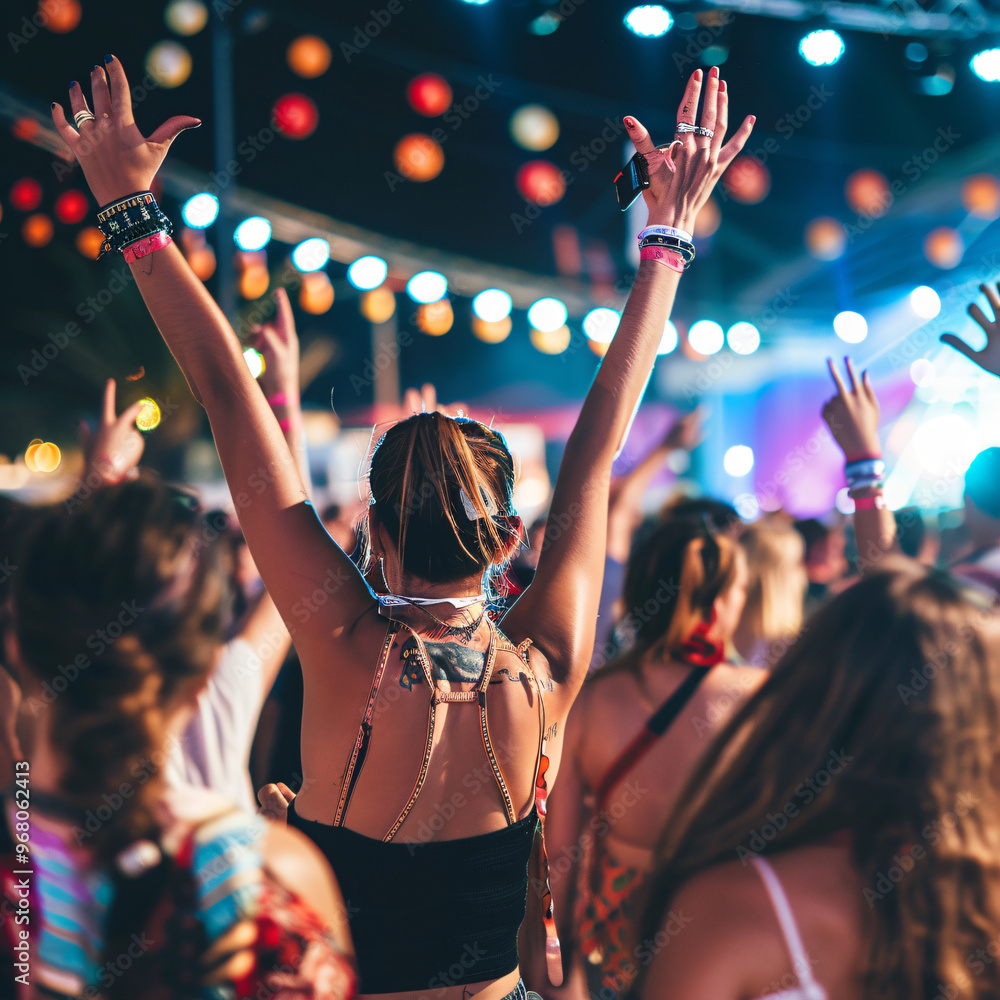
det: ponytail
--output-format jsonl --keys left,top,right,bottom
{"left": 366, "top": 412, "right": 519, "bottom": 588}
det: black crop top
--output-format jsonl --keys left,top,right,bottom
{"left": 288, "top": 800, "right": 538, "bottom": 992}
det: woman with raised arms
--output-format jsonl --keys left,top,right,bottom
{"left": 51, "top": 57, "right": 753, "bottom": 1000}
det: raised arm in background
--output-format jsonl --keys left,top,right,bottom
{"left": 821, "top": 358, "right": 897, "bottom": 571}
{"left": 502, "top": 70, "right": 754, "bottom": 715}
{"left": 941, "top": 280, "right": 1000, "bottom": 377}
{"left": 51, "top": 60, "right": 374, "bottom": 672}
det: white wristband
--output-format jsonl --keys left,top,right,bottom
{"left": 638, "top": 225, "right": 693, "bottom": 243}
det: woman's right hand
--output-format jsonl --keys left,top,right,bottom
{"left": 624, "top": 66, "right": 755, "bottom": 232}
{"left": 821, "top": 358, "right": 882, "bottom": 458}
{"left": 941, "top": 282, "right": 1000, "bottom": 378}
{"left": 258, "top": 782, "right": 296, "bottom": 823}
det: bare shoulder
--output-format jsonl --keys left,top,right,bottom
{"left": 704, "top": 662, "right": 767, "bottom": 698}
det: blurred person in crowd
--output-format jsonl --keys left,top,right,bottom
{"left": 589, "top": 410, "right": 705, "bottom": 669}
{"left": 53, "top": 58, "right": 755, "bottom": 998}
{"left": 793, "top": 517, "right": 849, "bottom": 606}
{"left": 2, "top": 478, "right": 355, "bottom": 999}
{"left": 540, "top": 517, "right": 764, "bottom": 1000}
{"left": 947, "top": 448, "right": 1000, "bottom": 595}
{"left": 637, "top": 560, "right": 1000, "bottom": 1000}
{"left": 893, "top": 507, "right": 940, "bottom": 566}
{"left": 732, "top": 519, "right": 808, "bottom": 669}
{"left": 660, "top": 495, "right": 742, "bottom": 536}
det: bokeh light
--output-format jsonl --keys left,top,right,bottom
{"left": 910, "top": 358, "right": 935, "bottom": 385}
{"left": 54, "top": 189, "right": 87, "bottom": 224}
{"left": 805, "top": 216, "right": 847, "bottom": 260}
{"left": 10, "top": 178, "right": 42, "bottom": 212}
{"left": 187, "top": 243, "right": 216, "bottom": 280}
{"left": 12, "top": 118, "right": 40, "bottom": 142}
{"left": 32, "top": 442, "right": 62, "bottom": 472}
{"left": 287, "top": 35, "right": 332, "bottom": 78}
{"left": 181, "top": 192, "right": 219, "bottom": 228}
{"left": 530, "top": 325, "right": 571, "bottom": 354}
{"left": 624, "top": 5, "right": 673, "bottom": 37}
{"left": 407, "top": 74, "right": 453, "bottom": 116}
{"left": 239, "top": 266, "right": 269, "bottom": 300}
{"left": 348, "top": 256, "right": 388, "bottom": 290}
{"left": 22, "top": 214, "right": 54, "bottom": 247}
{"left": 688, "top": 319, "right": 724, "bottom": 355}
{"left": 724, "top": 444, "right": 754, "bottom": 477}
{"left": 394, "top": 134, "right": 445, "bottom": 182}
{"left": 923, "top": 226, "right": 964, "bottom": 269}
{"left": 971, "top": 48, "right": 1000, "bottom": 82}
{"left": 910, "top": 286, "right": 941, "bottom": 320}
{"left": 845, "top": 169, "right": 890, "bottom": 216}
{"left": 75, "top": 226, "right": 104, "bottom": 259}
{"left": 145, "top": 41, "right": 193, "bottom": 88}
{"left": 722, "top": 156, "right": 771, "bottom": 204}
{"left": 299, "top": 271, "right": 334, "bottom": 314}
{"left": 136, "top": 399, "right": 162, "bottom": 431}
{"left": 234, "top": 217, "right": 272, "bottom": 251}
{"left": 40, "top": 0, "right": 81, "bottom": 33}
{"left": 291, "top": 238, "right": 330, "bottom": 272}
{"left": 833, "top": 310, "right": 868, "bottom": 343}
{"left": 417, "top": 299, "right": 454, "bottom": 336}
{"left": 583, "top": 307, "right": 620, "bottom": 344}
{"left": 472, "top": 316, "right": 512, "bottom": 343}
{"left": 243, "top": 347, "right": 264, "bottom": 379}
{"left": 273, "top": 94, "right": 320, "bottom": 140}
{"left": 961, "top": 174, "right": 1000, "bottom": 219}
{"left": 509, "top": 105, "right": 560, "bottom": 151}
{"left": 527, "top": 297, "right": 568, "bottom": 333}
{"left": 727, "top": 321, "right": 760, "bottom": 355}
{"left": 164, "top": 0, "right": 208, "bottom": 35}
{"left": 360, "top": 287, "right": 396, "bottom": 323}
{"left": 914, "top": 414, "right": 980, "bottom": 476}
{"left": 472, "top": 289, "right": 513, "bottom": 323}
{"left": 658, "top": 319, "right": 678, "bottom": 355}
{"left": 799, "top": 29, "right": 844, "bottom": 66}
{"left": 407, "top": 270, "right": 448, "bottom": 304}
{"left": 693, "top": 198, "right": 721, "bottom": 238}
{"left": 516, "top": 161, "right": 566, "bottom": 206}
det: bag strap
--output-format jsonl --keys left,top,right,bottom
{"left": 593, "top": 666, "right": 712, "bottom": 813}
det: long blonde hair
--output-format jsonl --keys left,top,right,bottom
{"left": 739, "top": 520, "right": 807, "bottom": 643}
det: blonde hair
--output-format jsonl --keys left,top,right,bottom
{"left": 739, "top": 520, "right": 807, "bottom": 642}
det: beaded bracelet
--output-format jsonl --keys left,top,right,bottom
{"left": 96, "top": 191, "right": 173, "bottom": 260}
{"left": 638, "top": 233, "right": 696, "bottom": 267}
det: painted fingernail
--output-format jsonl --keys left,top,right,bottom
{"left": 93, "top": 64, "right": 101, "bottom": 71}
{"left": 719, "top": 80, "right": 727, "bottom": 91}
{"left": 624, "top": 117, "right": 635, "bottom": 128}
{"left": 69, "top": 80, "right": 77, "bottom": 88}
{"left": 50, "top": 101, "right": 57, "bottom": 108}
{"left": 105, "top": 53, "right": 114, "bottom": 63}
{"left": 749, "top": 115, "right": 757, "bottom": 124}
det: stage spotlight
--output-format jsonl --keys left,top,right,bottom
{"left": 287, "top": 36, "right": 332, "bottom": 79}
{"left": 723, "top": 445, "right": 754, "bottom": 478}
{"left": 624, "top": 5, "right": 673, "bottom": 37}
{"left": 909, "top": 286, "right": 940, "bottom": 320}
{"left": 833, "top": 310, "right": 867, "bottom": 343}
{"left": 516, "top": 161, "right": 566, "bottom": 206}
{"left": 688, "top": 319, "right": 724, "bottom": 355}
{"left": 971, "top": 48, "right": 1000, "bottom": 82}
{"left": 417, "top": 299, "right": 454, "bottom": 336}
{"left": 473, "top": 289, "right": 513, "bottom": 323}
{"left": 181, "top": 192, "right": 219, "bottom": 228}
{"left": 727, "top": 321, "right": 760, "bottom": 355}
{"left": 805, "top": 216, "right": 847, "bottom": 260}
{"left": 394, "top": 134, "right": 445, "bottom": 182}
{"left": 273, "top": 94, "right": 320, "bottom": 140}
{"left": 914, "top": 414, "right": 979, "bottom": 476}
{"left": 658, "top": 319, "right": 678, "bottom": 355}
{"left": 799, "top": 29, "right": 844, "bottom": 67}
{"left": 22, "top": 214, "right": 53, "bottom": 248}
{"left": 527, "top": 298, "right": 568, "bottom": 333}
{"left": 530, "top": 326, "right": 571, "bottom": 354}
{"left": 291, "top": 238, "right": 329, "bottom": 272}
{"left": 407, "top": 74, "right": 453, "bottom": 117}
{"left": 459, "top": 0, "right": 490, "bottom": 4}
{"left": 407, "top": 271, "right": 448, "bottom": 304}
{"left": 923, "top": 226, "right": 963, "bottom": 269}
{"left": 234, "top": 217, "right": 271, "bottom": 251}
{"left": 348, "top": 256, "right": 388, "bottom": 290}
{"left": 962, "top": 174, "right": 1000, "bottom": 219}
{"left": 583, "top": 308, "right": 620, "bottom": 344}
{"left": 165, "top": 0, "right": 208, "bottom": 35}
{"left": 361, "top": 288, "right": 396, "bottom": 324}
{"left": 529, "top": 12, "right": 560, "bottom": 35}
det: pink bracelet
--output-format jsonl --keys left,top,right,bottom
{"left": 639, "top": 245, "right": 684, "bottom": 273}
{"left": 267, "top": 393, "right": 289, "bottom": 407}
{"left": 122, "top": 231, "right": 172, "bottom": 264}
{"left": 845, "top": 451, "right": 883, "bottom": 463}
{"left": 277, "top": 417, "right": 292, "bottom": 433}
{"left": 853, "top": 493, "right": 886, "bottom": 511}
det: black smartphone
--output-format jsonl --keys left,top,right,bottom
{"left": 613, "top": 151, "right": 649, "bottom": 211}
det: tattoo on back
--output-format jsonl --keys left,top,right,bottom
{"left": 398, "top": 636, "right": 486, "bottom": 690}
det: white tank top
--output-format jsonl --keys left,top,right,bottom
{"left": 750, "top": 856, "right": 828, "bottom": 1000}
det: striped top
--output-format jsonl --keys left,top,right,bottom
{"left": 32, "top": 810, "right": 267, "bottom": 999}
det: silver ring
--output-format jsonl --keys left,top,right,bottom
{"left": 694, "top": 126, "right": 715, "bottom": 138}
{"left": 73, "top": 110, "right": 96, "bottom": 127}
{"left": 674, "top": 122, "right": 698, "bottom": 134}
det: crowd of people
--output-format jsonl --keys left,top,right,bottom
{"left": 4, "top": 54, "right": 1000, "bottom": 1000}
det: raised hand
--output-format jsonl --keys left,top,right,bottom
{"left": 254, "top": 288, "right": 301, "bottom": 404}
{"left": 50, "top": 56, "right": 200, "bottom": 206}
{"left": 257, "top": 781, "right": 296, "bottom": 823}
{"left": 80, "top": 378, "right": 145, "bottom": 486}
{"left": 821, "top": 358, "right": 881, "bottom": 458}
{"left": 623, "top": 65, "right": 755, "bottom": 230}
{"left": 663, "top": 407, "right": 706, "bottom": 452}
{"left": 941, "top": 282, "right": 1000, "bottom": 378}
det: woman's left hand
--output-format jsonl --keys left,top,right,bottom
{"left": 51, "top": 56, "right": 200, "bottom": 206}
